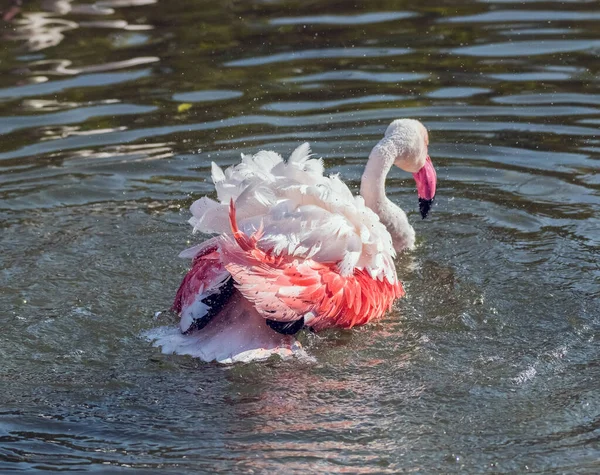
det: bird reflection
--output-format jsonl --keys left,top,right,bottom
{"left": 219, "top": 351, "right": 424, "bottom": 472}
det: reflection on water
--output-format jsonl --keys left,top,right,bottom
{"left": 1, "top": 0, "right": 599, "bottom": 472}
{"left": 4, "top": 0, "right": 154, "bottom": 52}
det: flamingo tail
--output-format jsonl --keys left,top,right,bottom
{"left": 145, "top": 202, "right": 305, "bottom": 363}
{"left": 145, "top": 290, "right": 304, "bottom": 363}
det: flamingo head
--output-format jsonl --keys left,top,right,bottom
{"left": 384, "top": 119, "right": 437, "bottom": 219}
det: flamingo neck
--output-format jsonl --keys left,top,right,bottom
{"left": 360, "top": 139, "right": 415, "bottom": 252}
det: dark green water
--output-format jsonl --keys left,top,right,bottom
{"left": 1, "top": 0, "right": 599, "bottom": 472}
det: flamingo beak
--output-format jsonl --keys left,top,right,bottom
{"left": 412, "top": 156, "right": 437, "bottom": 219}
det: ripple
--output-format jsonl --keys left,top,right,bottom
{"left": 489, "top": 71, "right": 575, "bottom": 81}
{"left": 5, "top": 0, "right": 155, "bottom": 52}
{"left": 225, "top": 47, "right": 411, "bottom": 67}
{"left": 270, "top": 11, "right": 416, "bottom": 26}
{"left": 78, "top": 19, "right": 154, "bottom": 30}
{"left": 0, "top": 103, "right": 156, "bottom": 135}
{"left": 20, "top": 57, "right": 159, "bottom": 76}
{"left": 438, "top": 142, "right": 594, "bottom": 173}
{"left": 453, "top": 39, "right": 600, "bottom": 57}
{"left": 2, "top": 106, "right": 598, "bottom": 161}
{"left": 96, "top": 0, "right": 158, "bottom": 6}
{"left": 499, "top": 28, "right": 582, "bottom": 36}
{"left": 20, "top": 98, "right": 80, "bottom": 112}
{"left": 427, "top": 119, "right": 598, "bottom": 136}
{"left": 493, "top": 93, "right": 600, "bottom": 105}
{"left": 427, "top": 87, "right": 491, "bottom": 99}
{"left": 67, "top": 142, "right": 174, "bottom": 165}
{"left": 443, "top": 10, "right": 600, "bottom": 23}
{"left": 261, "top": 94, "right": 406, "bottom": 112}
{"left": 110, "top": 32, "right": 151, "bottom": 47}
{"left": 6, "top": 12, "right": 77, "bottom": 51}
{"left": 0, "top": 69, "right": 152, "bottom": 100}
{"left": 283, "top": 70, "right": 428, "bottom": 84}
{"left": 0, "top": 142, "right": 177, "bottom": 210}
{"left": 172, "top": 90, "right": 243, "bottom": 103}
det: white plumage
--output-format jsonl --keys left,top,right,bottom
{"left": 185, "top": 143, "right": 398, "bottom": 283}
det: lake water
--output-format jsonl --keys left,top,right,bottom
{"left": 1, "top": 0, "right": 599, "bottom": 472}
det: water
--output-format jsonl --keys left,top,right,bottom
{"left": 1, "top": 0, "right": 599, "bottom": 472}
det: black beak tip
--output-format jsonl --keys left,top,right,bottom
{"left": 419, "top": 197, "right": 435, "bottom": 219}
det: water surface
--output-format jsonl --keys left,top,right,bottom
{"left": 1, "top": 0, "right": 599, "bottom": 472}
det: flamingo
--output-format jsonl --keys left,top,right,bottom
{"left": 147, "top": 119, "right": 437, "bottom": 363}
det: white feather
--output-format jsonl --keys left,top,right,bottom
{"left": 211, "top": 162, "right": 225, "bottom": 183}
{"left": 288, "top": 142, "right": 312, "bottom": 164}
{"left": 187, "top": 144, "right": 398, "bottom": 282}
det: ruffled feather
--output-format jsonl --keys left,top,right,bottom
{"left": 186, "top": 143, "right": 397, "bottom": 282}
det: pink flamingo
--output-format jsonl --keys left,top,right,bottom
{"left": 148, "top": 119, "right": 436, "bottom": 363}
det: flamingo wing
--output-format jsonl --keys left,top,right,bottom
{"left": 173, "top": 239, "right": 233, "bottom": 333}
{"left": 221, "top": 202, "right": 404, "bottom": 331}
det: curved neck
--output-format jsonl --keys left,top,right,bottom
{"left": 360, "top": 139, "right": 415, "bottom": 252}
{"left": 360, "top": 138, "right": 394, "bottom": 208}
